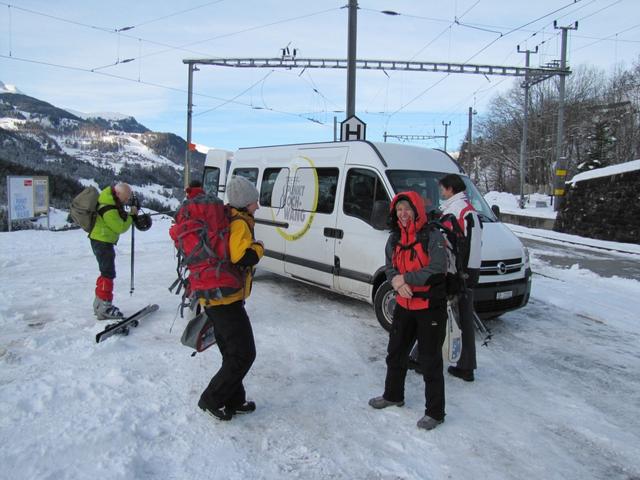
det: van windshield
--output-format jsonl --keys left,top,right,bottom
{"left": 386, "top": 170, "right": 497, "bottom": 222}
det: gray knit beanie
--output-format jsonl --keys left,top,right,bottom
{"left": 227, "top": 175, "right": 259, "bottom": 209}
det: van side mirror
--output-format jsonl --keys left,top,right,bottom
{"left": 371, "top": 200, "right": 391, "bottom": 230}
{"left": 491, "top": 204, "right": 500, "bottom": 219}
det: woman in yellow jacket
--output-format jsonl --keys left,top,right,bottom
{"left": 197, "top": 176, "right": 264, "bottom": 422}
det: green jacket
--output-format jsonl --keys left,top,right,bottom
{"left": 89, "top": 186, "right": 133, "bottom": 244}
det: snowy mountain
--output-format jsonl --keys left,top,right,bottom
{"left": 64, "top": 107, "right": 150, "bottom": 134}
{"left": 0, "top": 80, "right": 22, "bottom": 94}
{"left": 0, "top": 87, "right": 205, "bottom": 218}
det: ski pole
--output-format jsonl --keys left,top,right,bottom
{"left": 473, "top": 312, "right": 492, "bottom": 346}
{"left": 149, "top": 210, "right": 177, "bottom": 217}
{"left": 130, "top": 224, "right": 135, "bottom": 296}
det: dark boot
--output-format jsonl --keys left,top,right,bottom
{"left": 229, "top": 401, "right": 256, "bottom": 415}
{"left": 198, "top": 398, "right": 232, "bottom": 421}
{"left": 447, "top": 366, "right": 474, "bottom": 382}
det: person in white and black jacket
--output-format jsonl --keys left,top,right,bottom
{"left": 438, "top": 173, "right": 483, "bottom": 382}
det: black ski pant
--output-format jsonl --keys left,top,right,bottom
{"left": 91, "top": 239, "right": 116, "bottom": 279}
{"left": 201, "top": 301, "right": 256, "bottom": 411}
{"left": 384, "top": 304, "right": 447, "bottom": 420}
{"left": 456, "top": 287, "right": 477, "bottom": 371}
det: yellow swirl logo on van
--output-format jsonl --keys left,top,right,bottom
{"left": 273, "top": 155, "right": 318, "bottom": 241}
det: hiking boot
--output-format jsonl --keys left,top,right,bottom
{"left": 198, "top": 398, "right": 232, "bottom": 421}
{"left": 93, "top": 297, "right": 124, "bottom": 321}
{"left": 447, "top": 366, "right": 474, "bottom": 382}
{"left": 417, "top": 415, "right": 444, "bottom": 431}
{"left": 228, "top": 401, "right": 256, "bottom": 415}
{"left": 368, "top": 396, "right": 404, "bottom": 409}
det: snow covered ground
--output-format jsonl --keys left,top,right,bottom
{"left": 485, "top": 191, "right": 557, "bottom": 219}
{"left": 1, "top": 215, "right": 640, "bottom": 480}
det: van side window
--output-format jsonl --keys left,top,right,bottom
{"left": 291, "top": 167, "right": 339, "bottom": 214}
{"left": 202, "top": 167, "right": 220, "bottom": 195}
{"left": 316, "top": 168, "right": 339, "bottom": 214}
{"left": 231, "top": 168, "right": 258, "bottom": 185}
{"left": 344, "top": 168, "right": 389, "bottom": 223}
{"left": 260, "top": 168, "right": 286, "bottom": 207}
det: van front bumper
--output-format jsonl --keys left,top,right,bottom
{"left": 473, "top": 268, "right": 532, "bottom": 319}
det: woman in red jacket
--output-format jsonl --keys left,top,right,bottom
{"left": 369, "top": 191, "right": 448, "bottom": 430}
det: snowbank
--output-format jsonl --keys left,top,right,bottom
{"left": 569, "top": 159, "right": 640, "bottom": 185}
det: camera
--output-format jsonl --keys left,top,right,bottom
{"left": 128, "top": 193, "right": 141, "bottom": 209}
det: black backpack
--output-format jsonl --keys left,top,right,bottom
{"left": 437, "top": 215, "right": 469, "bottom": 295}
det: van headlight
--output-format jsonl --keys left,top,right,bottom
{"left": 523, "top": 246, "right": 530, "bottom": 269}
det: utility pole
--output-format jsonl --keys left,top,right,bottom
{"left": 467, "top": 107, "right": 477, "bottom": 182}
{"left": 346, "top": 0, "right": 358, "bottom": 118}
{"left": 442, "top": 121, "right": 451, "bottom": 152}
{"left": 518, "top": 45, "right": 538, "bottom": 209}
{"left": 184, "top": 63, "right": 196, "bottom": 189}
{"left": 553, "top": 21, "right": 578, "bottom": 211}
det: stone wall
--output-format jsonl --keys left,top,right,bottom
{"left": 554, "top": 169, "right": 640, "bottom": 244}
{"left": 499, "top": 212, "right": 555, "bottom": 230}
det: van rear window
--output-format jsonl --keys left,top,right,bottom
{"left": 260, "top": 168, "right": 286, "bottom": 207}
{"left": 231, "top": 168, "right": 258, "bottom": 185}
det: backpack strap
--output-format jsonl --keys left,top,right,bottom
{"left": 427, "top": 219, "right": 466, "bottom": 295}
{"left": 97, "top": 204, "right": 117, "bottom": 217}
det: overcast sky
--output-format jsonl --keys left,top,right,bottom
{"left": 2, "top": 0, "right": 639, "bottom": 152}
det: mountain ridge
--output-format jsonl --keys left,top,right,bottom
{"left": 0, "top": 90, "right": 205, "bottom": 228}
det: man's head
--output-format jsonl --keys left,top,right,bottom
{"left": 114, "top": 183, "right": 133, "bottom": 205}
{"left": 227, "top": 176, "right": 259, "bottom": 213}
{"left": 438, "top": 174, "right": 466, "bottom": 200}
{"left": 185, "top": 179, "right": 204, "bottom": 200}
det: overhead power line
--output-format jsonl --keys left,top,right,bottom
{"left": 184, "top": 57, "right": 568, "bottom": 133}
{"left": 359, "top": 7, "right": 451, "bottom": 25}
{"left": 364, "top": 1, "right": 584, "bottom": 121}
{"left": 576, "top": 0, "right": 622, "bottom": 22}
{"left": 132, "top": 7, "right": 342, "bottom": 64}
{"left": 195, "top": 71, "right": 274, "bottom": 116}
{"left": 573, "top": 22, "right": 640, "bottom": 52}
{"left": 0, "top": 2, "right": 341, "bottom": 69}
{"left": 0, "top": 53, "right": 330, "bottom": 127}
{"left": 117, "top": 0, "right": 227, "bottom": 31}
{"left": 463, "top": 0, "right": 584, "bottom": 64}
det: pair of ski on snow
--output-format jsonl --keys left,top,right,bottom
{"left": 95, "top": 304, "right": 159, "bottom": 343}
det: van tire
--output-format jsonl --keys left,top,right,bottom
{"left": 374, "top": 281, "right": 395, "bottom": 332}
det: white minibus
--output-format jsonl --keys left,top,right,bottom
{"left": 202, "top": 140, "right": 531, "bottom": 330}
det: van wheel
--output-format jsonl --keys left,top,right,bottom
{"left": 374, "top": 281, "right": 395, "bottom": 332}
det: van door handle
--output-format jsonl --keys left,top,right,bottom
{"left": 323, "top": 227, "right": 344, "bottom": 239}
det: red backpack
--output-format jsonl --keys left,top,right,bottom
{"left": 169, "top": 192, "right": 243, "bottom": 313}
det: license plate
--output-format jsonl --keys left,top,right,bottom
{"left": 496, "top": 291, "right": 513, "bottom": 300}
